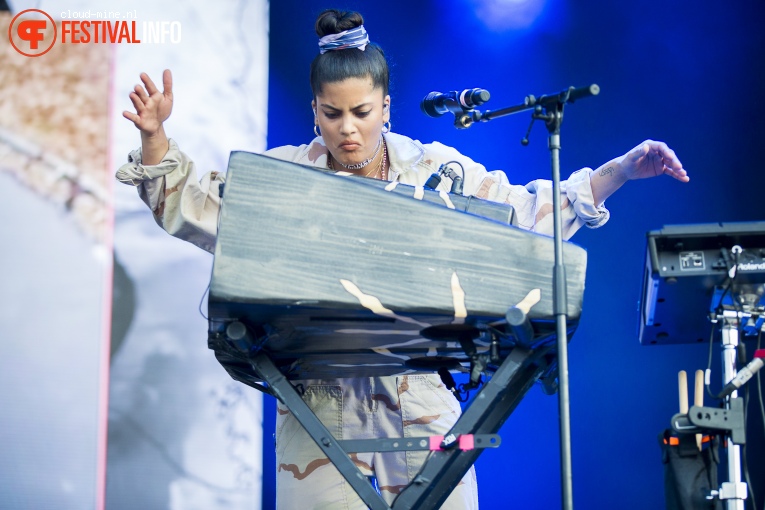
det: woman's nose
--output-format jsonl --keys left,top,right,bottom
{"left": 340, "top": 114, "right": 356, "bottom": 135}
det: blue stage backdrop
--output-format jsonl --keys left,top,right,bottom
{"left": 266, "top": 1, "right": 765, "bottom": 508}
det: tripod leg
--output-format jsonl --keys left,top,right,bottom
{"left": 393, "top": 346, "right": 545, "bottom": 509}
{"left": 249, "top": 352, "right": 391, "bottom": 510}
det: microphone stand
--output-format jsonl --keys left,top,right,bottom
{"left": 453, "top": 84, "right": 600, "bottom": 510}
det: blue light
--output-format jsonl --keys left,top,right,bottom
{"left": 471, "top": 0, "right": 547, "bottom": 31}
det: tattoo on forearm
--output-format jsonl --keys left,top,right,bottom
{"left": 599, "top": 166, "right": 615, "bottom": 177}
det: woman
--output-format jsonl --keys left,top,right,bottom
{"left": 117, "top": 9, "right": 688, "bottom": 509}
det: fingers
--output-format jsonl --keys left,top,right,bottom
{"left": 128, "top": 91, "right": 145, "bottom": 112}
{"left": 162, "top": 69, "right": 173, "bottom": 97}
{"left": 663, "top": 165, "right": 690, "bottom": 183}
{"left": 654, "top": 144, "right": 687, "bottom": 180}
{"left": 140, "top": 72, "right": 159, "bottom": 96}
{"left": 133, "top": 84, "right": 150, "bottom": 104}
{"left": 125, "top": 71, "right": 173, "bottom": 131}
{"left": 122, "top": 110, "right": 140, "bottom": 123}
{"left": 628, "top": 141, "right": 651, "bottom": 162}
{"left": 623, "top": 139, "right": 690, "bottom": 184}
{"left": 648, "top": 140, "right": 683, "bottom": 170}
{"left": 138, "top": 70, "right": 173, "bottom": 97}
{"left": 650, "top": 142, "right": 689, "bottom": 182}
{"left": 640, "top": 139, "right": 689, "bottom": 179}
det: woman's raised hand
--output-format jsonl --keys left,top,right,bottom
{"left": 123, "top": 69, "right": 173, "bottom": 136}
{"left": 590, "top": 139, "right": 689, "bottom": 205}
{"left": 123, "top": 70, "right": 173, "bottom": 166}
{"left": 619, "top": 140, "right": 689, "bottom": 183}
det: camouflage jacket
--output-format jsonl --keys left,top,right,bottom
{"left": 116, "top": 131, "right": 609, "bottom": 253}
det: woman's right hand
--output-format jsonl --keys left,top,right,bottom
{"left": 123, "top": 69, "right": 173, "bottom": 136}
{"left": 123, "top": 70, "right": 173, "bottom": 165}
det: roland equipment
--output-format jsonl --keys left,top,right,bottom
{"left": 643, "top": 222, "right": 765, "bottom": 510}
{"left": 639, "top": 222, "right": 765, "bottom": 345}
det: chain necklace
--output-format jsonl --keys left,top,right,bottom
{"left": 332, "top": 136, "right": 383, "bottom": 170}
{"left": 329, "top": 139, "right": 388, "bottom": 181}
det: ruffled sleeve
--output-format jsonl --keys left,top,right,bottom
{"left": 115, "top": 139, "right": 223, "bottom": 253}
{"left": 471, "top": 167, "right": 609, "bottom": 239}
{"left": 417, "top": 141, "right": 609, "bottom": 239}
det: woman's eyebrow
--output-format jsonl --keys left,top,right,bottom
{"left": 319, "top": 102, "right": 373, "bottom": 111}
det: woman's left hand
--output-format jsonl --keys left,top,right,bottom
{"left": 619, "top": 140, "right": 689, "bottom": 183}
{"left": 590, "top": 139, "right": 689, "bottom": 205}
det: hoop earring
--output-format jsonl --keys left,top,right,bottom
{"left": 382, "top": 121, "right": 391, "bottom": 134}
{"left": 314, "top": 124, "right": 321, "bottom": 137}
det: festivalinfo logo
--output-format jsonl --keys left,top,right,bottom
{"left": 8, "top": 8, "right": 182, "bottom": 57}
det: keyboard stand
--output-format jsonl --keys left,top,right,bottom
{"left": 210, "top": 320, "right": 563, "bottom": 510}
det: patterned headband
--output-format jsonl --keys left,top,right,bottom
{"left": 318, "top": 25, "right": 369, "bottom": 54}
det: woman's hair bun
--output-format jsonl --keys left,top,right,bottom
{"left": 309, "top": 9, "right": 389, "bottom": 97}
{"left": 315, "top": 9, "right": 364, "bottom": 37}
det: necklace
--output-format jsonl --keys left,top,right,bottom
{"left": 378, "top": 140, "right": 388, "bottom": 181}
{"left": 330, "top": 136, "right": 383, "bottom": 170}
{"left": 361, "top": 140, "right": 387, "bottom": 179}
{"left": 329, "top": 139, "right": 388, "bottom": 181}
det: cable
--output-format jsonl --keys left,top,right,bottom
{"left": 742, "top": 381, "right": 757, "bottom": 510}
{"left": 757, "top": 330, "right": 765, "bottom": 510}
{"left": 712, "top": 246, "right": 738, "bottom": 318}
{"left": 757, "top": 330, "right": 765, "bottom": 467}
{"left": 198, "top": 283, "right": 236, "bottom": 323}
{"left": 706, "top": 323, "right": 719, "bottom": 400}
{"left": 434, "top": 160, "right": 466, "bottom": 195}
{"left": 199, "top": 282, "right": 211, "bottom": 320}
{"left": 441, "top": 160, "right": 465, "bottom": 180}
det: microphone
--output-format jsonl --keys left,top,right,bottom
{"left": 421, "top": 88, "right": 491, "bottom": 118}
{"left": 717, "top": 349, "right": 765, "bottom": 399}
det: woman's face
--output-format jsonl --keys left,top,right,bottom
{"left": 312, "top": 76, "right": 390, "bottom": 169}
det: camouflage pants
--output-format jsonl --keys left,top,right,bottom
{"left": 275, "top": 374, "right": 479, "bottom": 509}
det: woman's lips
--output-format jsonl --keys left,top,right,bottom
{"left": 339, "top": 142, "right": 360, "bottom": 150}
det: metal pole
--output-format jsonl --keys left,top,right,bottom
{"left": 720, "top": 321, "right": 745, "bottom": 510}
{"left": 548, "top": 125, "right": 573, "bottom": 510}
